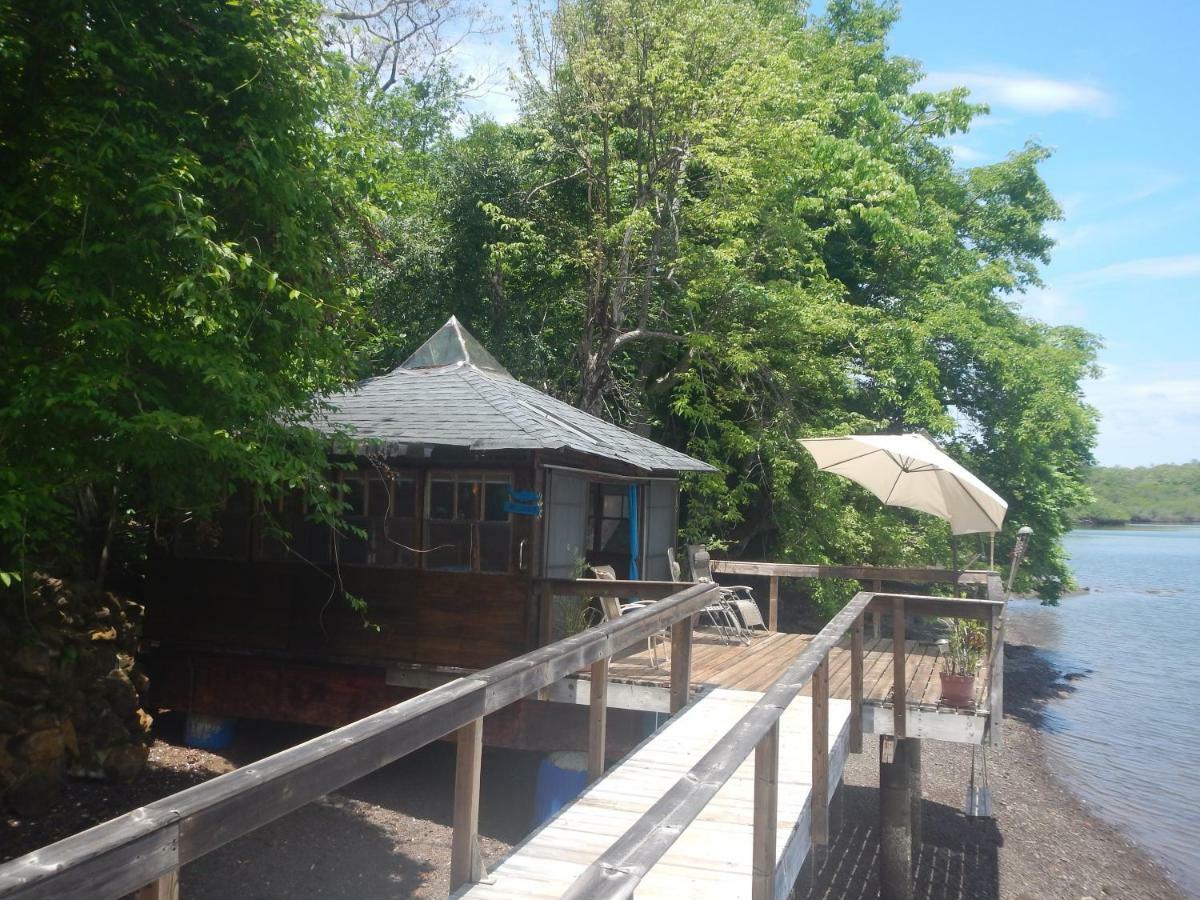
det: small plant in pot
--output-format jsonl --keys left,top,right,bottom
{"left": 938, "top": 619, "right": 988, "bottom": 707}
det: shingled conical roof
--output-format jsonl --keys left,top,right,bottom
{"left": 321, "top": 318, "right": 714, "bottom": 473}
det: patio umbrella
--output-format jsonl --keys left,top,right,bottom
{"left": 798, "top": 433, "right": 1008, "bottom": 536}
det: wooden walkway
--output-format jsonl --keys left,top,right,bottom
{"left": 455, "top": 689, "right": 853, "bottom": 900}
{"left": 597, "top": 629, "right": 989, "bottom": 712}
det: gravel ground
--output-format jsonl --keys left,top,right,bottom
{"left": 2, "top": 646, "right": 1188, "bottom": 899}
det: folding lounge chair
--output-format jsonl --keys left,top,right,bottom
{"left": 685, "top": 544, "right": 767, "bottom": 636}
{"left": 587, "top": 565, "right": 670, "bottom": 667}
{"left": 666, "top": 548, "right": 742, "bottom": 644}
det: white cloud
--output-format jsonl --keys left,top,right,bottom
{"left": 1086, "top": 362, "right": 1200, "bottom": 466}
{"left": 1018, "top": 286, "right": 1087, "bottom": 325}
{"left": 946, "top": 143, "right": 987, "bottom": 164}
{"left": 1069, "top": 254, "right": 1200, "bottom": 284}
{"left": 923, "top": 70, "right": 1112, "bottom": 116}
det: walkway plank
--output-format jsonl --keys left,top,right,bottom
{"left": 456, "top": 690, "right": 853, "bottom": 900}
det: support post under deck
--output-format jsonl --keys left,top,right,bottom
{"left": 908, "top": 738, "right": 923, "bottom": 854}
{"left": 879, "top": 735, "right": 913, "bottom": 900}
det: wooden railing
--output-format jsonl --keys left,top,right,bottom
{"left": 709, "top": 560, "right": 994, "bottom": 635}
{"left": 0, "top": 581, "right": 721, "bottom": 900}
{"left": 560, "top": 576, "right": 1008, "bottom": 900}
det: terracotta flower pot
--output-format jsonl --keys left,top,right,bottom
{"left": 939, "top": 672, "right": 976, "bottom": 707}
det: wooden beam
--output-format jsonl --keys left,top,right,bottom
{"left": 710, "top": 561, "right": 990, "bottom": 585}
{"left": 811, "top": 655, "right": 830, "bottom": 850}
{"left": 879, "top": 736, "right": 913, "bottom": 900}
{"left": 669, "top": 615, "right": 694, "bottom": 714}
{"left": 132, "top": 871, "right": 178, "bottom": 900}
{"left": 892, "top": 596, "right": 906, "bottom": 740}
{"left": 537, "top": 578, "right": 691, "bottom": 601}
{"left": 588, "top": 658, "right": 609, "bottom": 783}
{"left": 866, "top": 593, "right": 1003, "bottom": 621}
{"left": 751, "top": 722, "right": 780, "bottom": 900}
{"left": 767, "top": 576, "right": 779, "bottom": 632}
{"left": 871, "top": 579, "right": 883, "bottom": 638}
{"left": 987, "top": 605, "right": 1005, "bottom": 747}
{"left": 849, "top": 613, "right": 864, "bottom": 754}
{"left": 908, "top": 739, "right": 922, "bottom": 854}
{"left": 450, "top": 717, "right": 484, "bottom": 891}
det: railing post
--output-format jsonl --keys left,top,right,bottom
{"left": 537, "top": 580, "right": 554, "bottom": 647}
{"left": 850, "top": 612, "right": 864, "bottom": 753}
{"left": 670, "top": 613, "right": 695, "bottom": 713}
{"left": 450, "top": 717, "right": 485, "bottom": 890}
{"left": 752, "top": 721, "right": 780, "bottom": 900}
{"left": 588, "top": 657, "right": 609, "bottom": 783}
{"left": 892, "top": 595, "right": 906, "bottom": 740}
{"left": 811, "top": 654, "right": 830, "bottom": 851}
{"left": 133, "top": 871, "right": 179, "bottom": 900}
{"left": 871, "top": 579, "right": 883, "bottom": 638}
{"left": 768, "top": 575, "right": 779, "bottom": 632}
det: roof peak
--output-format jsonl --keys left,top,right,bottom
{"left": 400, "top": 316, "right": 512, "bottom": 378}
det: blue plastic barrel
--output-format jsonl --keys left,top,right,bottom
{"left": 532, "top": 751, "right": 588, "bottom": 825}
{"left": 183, "top": 713, "right": 236, "bottom": 750}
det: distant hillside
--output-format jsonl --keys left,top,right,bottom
{"left": 1074, "top": 461, "right": 1200, "bottom": 525}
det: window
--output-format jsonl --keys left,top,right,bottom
{"left": 425, "top": 472, "right": 512, "bottom": 573}
{"left": 176, "top": 487, "right": 253, "bottom": 560}
{"left": 336, "top": 470, "right": 419, "bottom": 567}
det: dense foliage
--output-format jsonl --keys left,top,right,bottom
{"left": 1074, "top": 463, "right": 1200, "bottom": 525}
{"left": 1, "top": 0, "right": 1099, "bottom": 605}
{"left": 0, "top": 0, "right": 369, "bottom": 580}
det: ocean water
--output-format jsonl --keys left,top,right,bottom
{"left": 1006, "top": 526, "right": 1200, "bottom": 896}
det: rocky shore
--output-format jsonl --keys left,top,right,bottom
{"left": 1, "top": 642, "right": 1188, "bottom": 899}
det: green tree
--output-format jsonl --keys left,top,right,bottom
{"left": 0, "top": 0, "right": 368, "bottom": 580}
{"left": 430, "top": 0, "right": 1099, "bottom": 601}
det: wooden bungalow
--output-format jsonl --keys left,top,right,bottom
{"left": 142, "top": 317, "right": 714, "bottom": 745}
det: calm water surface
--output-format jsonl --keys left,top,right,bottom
{"left": 1007, "top": 525, "right": 1200, "bottom": 896}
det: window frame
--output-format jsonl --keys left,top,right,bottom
{"left": 423, "top": 470, "right": 514, "bottom": 574}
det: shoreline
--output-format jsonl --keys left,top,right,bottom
{"left": 2, "top": 644, "right": 1189, "bottom": 898}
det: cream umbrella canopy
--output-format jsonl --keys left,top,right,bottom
{"left": 798, "top": 434, "right": 1007, "bottom": 535}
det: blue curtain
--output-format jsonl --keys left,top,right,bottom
{"left": 628, "top": 484, "right": 640, "bottom": 580}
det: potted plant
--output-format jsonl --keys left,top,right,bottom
{"left": 939, "top": 619, "right": 988, "bottom": 707}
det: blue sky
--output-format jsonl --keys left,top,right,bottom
{"left": 459, "top": 1, "right": 1199, "bottom": 467}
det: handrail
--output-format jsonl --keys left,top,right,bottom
{"left": 560, "top": 590, "right": 875, "bottom": 900}
{"left": 709, "top": 560, "right": 992, "bottom": 585}
{"left": 0, "top": 582, "right": 721, "bottom": 900}
{"left": 561, "top": 571, "right": 1009, "bottom": 900}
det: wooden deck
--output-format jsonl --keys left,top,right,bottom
{"left": 455, "top": 689, "right": 853, "bottom": 900}
{"left": 595, "top": 629, "right": 990, "bottom": 713}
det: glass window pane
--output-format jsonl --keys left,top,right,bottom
{"left": 456, "top": 481, "right": 480, "bottom": 521}
{"left": 382, "top": 519, "right": 419, "bottom": 568}
{"left": 392, "top": 479, "right": 416, "bottom": 518}
{"left": 427, "top": 522, "right": 472, "bottom": 571}
{"left": 429, "top": 480, "right": 454, "bottom": 519}
{"left": 338, "top": 516, "right": 369, "bottom": 564}
{"left": 343, "top": 477, "right": 366, "bottom": 516}
{"left": 368, "top": 478, "right": 390, "bottom": 518}
{"left": 484, "top": 481, "right": 509, "bottom": 522}
{"left": 600, "top": 518, "right": 629, "bottom": 553}
{"left": 602, "top": 492, "right": 627, "bottom": 518}
{"left": 479, "top": 523, "right": 511, "bottom": 572}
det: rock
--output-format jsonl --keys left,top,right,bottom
{"left": 6, "top": 765, "right": 63, "bottom": 817}
{"left": 9, "top": 645, "right": 52, "bottom": 679}
{"left": 104, "top": 669, "right": 138, "bottom": 717}
{"left": 89, "top": 627, "right": 117, "bottom": 643}
{"left": 28, "top": 711, "right": 59, "bottom": 731}
{"left": 135, "top": 709, "right": 154, "bottom": 735}
{"left": 0, "top": 702, "right": 21, "bottom": 734}
{"left": 102, "top": 742, "right": 148, "bottom": 782}
{"left": 61, "top": 718, "right": 79, "bottom": 757}
{"left": 2, "top": 677, "right": 50, "bottom": 705}
{"left": 15, "top": 728, "right": 65, "bottom": 763}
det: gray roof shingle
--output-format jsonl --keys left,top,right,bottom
{"left": 319, "top": 319, "right": 714, "bottom": 474}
